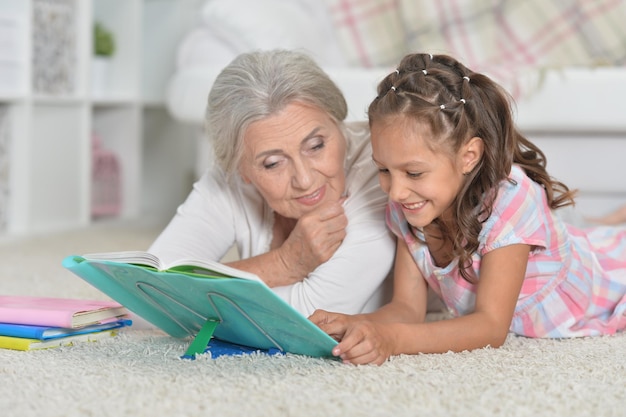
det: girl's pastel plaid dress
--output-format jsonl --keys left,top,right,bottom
{"left": 387, "top": 164, "right": 626, "bottom": 337}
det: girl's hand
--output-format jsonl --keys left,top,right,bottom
{"left": 309, "top": 309, "right": 354, "bottom": 342}
{"left": 310, "top": 310, "right": 393, "bottom": 365}
{"left": 332, "top": 320, "right": 394, "bottom": 365}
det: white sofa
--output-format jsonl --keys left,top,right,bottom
{"left": 166, "top": 0, "right": 626, "bottom": 218}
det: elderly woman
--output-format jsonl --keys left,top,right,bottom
{"left": 149, "top": 49, "right": 395, "bottom": 316}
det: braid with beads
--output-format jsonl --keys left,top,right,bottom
{"left": 369, "top": 53, "right": 576, "bottom": 282}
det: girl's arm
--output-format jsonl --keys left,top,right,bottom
{"left": 327, "top": 243, "right": 530, "bottom": 365}
{"left": 363, "top": 237, "right": 429, "bottom": 323}
{"left": 310, "top": 238, "right": 428, "bottom": 340}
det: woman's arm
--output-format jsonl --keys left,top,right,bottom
{"left": 326, "top": 243, "right": 530, "bottom": 365}
{"left": 225, "top": 198, "right": 348, "bottom": 287}
{"left": 272, "top": 180, "right": 396, "bottom": 316}
{"left": 148, "top": 169, "right": 239, "bottom": 264}
{"left": 362, "top": 237, "right": 429, "bottom": 323}
{"left": 151, "top": 160, "right": 394, "bottom": 317}
{"left": 150, "top": 168, "right": 346, "bottom": 288}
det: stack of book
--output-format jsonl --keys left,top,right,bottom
{"left": 0, "top": 295, "right": 131, "bottom": 351}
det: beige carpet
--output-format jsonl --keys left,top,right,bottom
{"left": 1, "top": 220, "right": 625, "bottom": 417}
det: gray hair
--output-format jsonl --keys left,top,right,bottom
{"left": 206, "top": 49, "right": 348, "bottom": 176}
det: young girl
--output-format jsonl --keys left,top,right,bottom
{"left": 310, "top": 53, "right": 626, "bottom": 365}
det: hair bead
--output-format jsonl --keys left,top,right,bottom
{"left": 422, "top": 69, "right": 428, "bottom": 75}
{"left": 459, "top": 98, "right": 466, "bottom": 104}
{"left": 390, "top": 86, "right": 397, "bottom": 92}
{"left": 463, "top": 76, "right": 470, "bottom": 82}
{"left": 439, "top": 104, "right": 445, "bottom": 109}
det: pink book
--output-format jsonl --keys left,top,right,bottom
{"left": 0, "top": 296, "right": 128, "bottom": 328}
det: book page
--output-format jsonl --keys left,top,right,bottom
{"left": 83, "top": 251, "right": 161, "bottom": 269}
{"left": 81, "top": 251, "right": 262, "bottom": 282}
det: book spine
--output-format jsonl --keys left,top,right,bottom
{"left": 0, "top": 323, "right": 43, "bottom": 339}
{"left": 0, "top": 309, "right": 73, "bottom": 328}
{"left": 0, "top": 335, "right": 35, "bottom": 351}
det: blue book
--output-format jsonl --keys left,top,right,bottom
{"left": 183, "top": 338, "right": 285, "bottom": 360}
{"left": 0, "top": 319, "right": 132, "bottom": 340}
{"left": 62, "top": 252, "right": 338, "bottom": 359}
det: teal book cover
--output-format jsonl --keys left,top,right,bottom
{"left": 62, "top": 255, "right": 338, "bottom": 358}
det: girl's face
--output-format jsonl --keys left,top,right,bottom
{"left": 371, "top": 116, "right": 478, "bottom": 229}
{"left": 239, "top": 101, "right": 347, "bottom": 220}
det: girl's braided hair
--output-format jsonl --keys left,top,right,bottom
{"left": 368, "top": 53, "right": 576, "bottom": 282}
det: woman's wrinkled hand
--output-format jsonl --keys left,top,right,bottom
{"left": 279, "top": 198, "right": 347, "bottom": 279}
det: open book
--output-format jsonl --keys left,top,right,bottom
{"left": 80, "top": 251, "right": 261, "bottom": 280}
{"left": 63, "top": 251, "right": 338, "bottom": 359}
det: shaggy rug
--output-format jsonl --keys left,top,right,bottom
{"left": 0, "top": 220, "right": 625, "bottom": 417}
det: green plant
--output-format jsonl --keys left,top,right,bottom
{"left": 94, "top": 22, "right": 115, "bottom": 57}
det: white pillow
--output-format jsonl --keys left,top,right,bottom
{"left": 176, "top": 27, "right": 238, "bottom": 70}
{"left": 200, "top": 0, "right": 346, "bottom": 66}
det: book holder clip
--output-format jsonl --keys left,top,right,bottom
{"left": 183, "top": 318, "right": 220, "bottom": 358}
{"left": 136, "top": 282, "right": 284, "bottom": 359}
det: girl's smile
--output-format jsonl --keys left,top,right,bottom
{"left": 370, "top": 116, "right": 469, "bottom": 229}
{"left": 401, "top": 200, "right": 427, "bottom": 211}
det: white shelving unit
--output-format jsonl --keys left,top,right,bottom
{"left": 0, "top": 0, "right": 202, "bottom": 237}
{"left": 0, "top": 0, "right": 142, "bottom": 235}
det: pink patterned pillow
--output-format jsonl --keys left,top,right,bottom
{"left": 398, "top": 0, "right": 626, "bottom": 96}
{"left": 324, "top": 0, "right": 407, "bottom": 68}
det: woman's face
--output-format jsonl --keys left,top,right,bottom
{"left": 239, "top": 101, "right": 347, "bottom": 220}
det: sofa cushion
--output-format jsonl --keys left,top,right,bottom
{"left": 200, "top": 0, "right": 346, "bottom": 66}
{"left": 323, "top": 0, "right": 406, "bottom": 68}
{"left": 176, "top": 27, "right": 238, "bottom": 71}
{"left": 398, "top": 0, "right": 497, "bottom": 68}
{"left": 399, "top": 0, "right": 626, "bottom": 95}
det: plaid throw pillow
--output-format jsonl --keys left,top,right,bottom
{"left": 399, "top": 0, "right": 626, "bottom": 95}
{"left": 324, "top": 0, "right": 407, "bottom": 67}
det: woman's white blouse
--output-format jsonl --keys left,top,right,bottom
{"left": 149, "top": 121, "right": 395, "bottom": 316}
